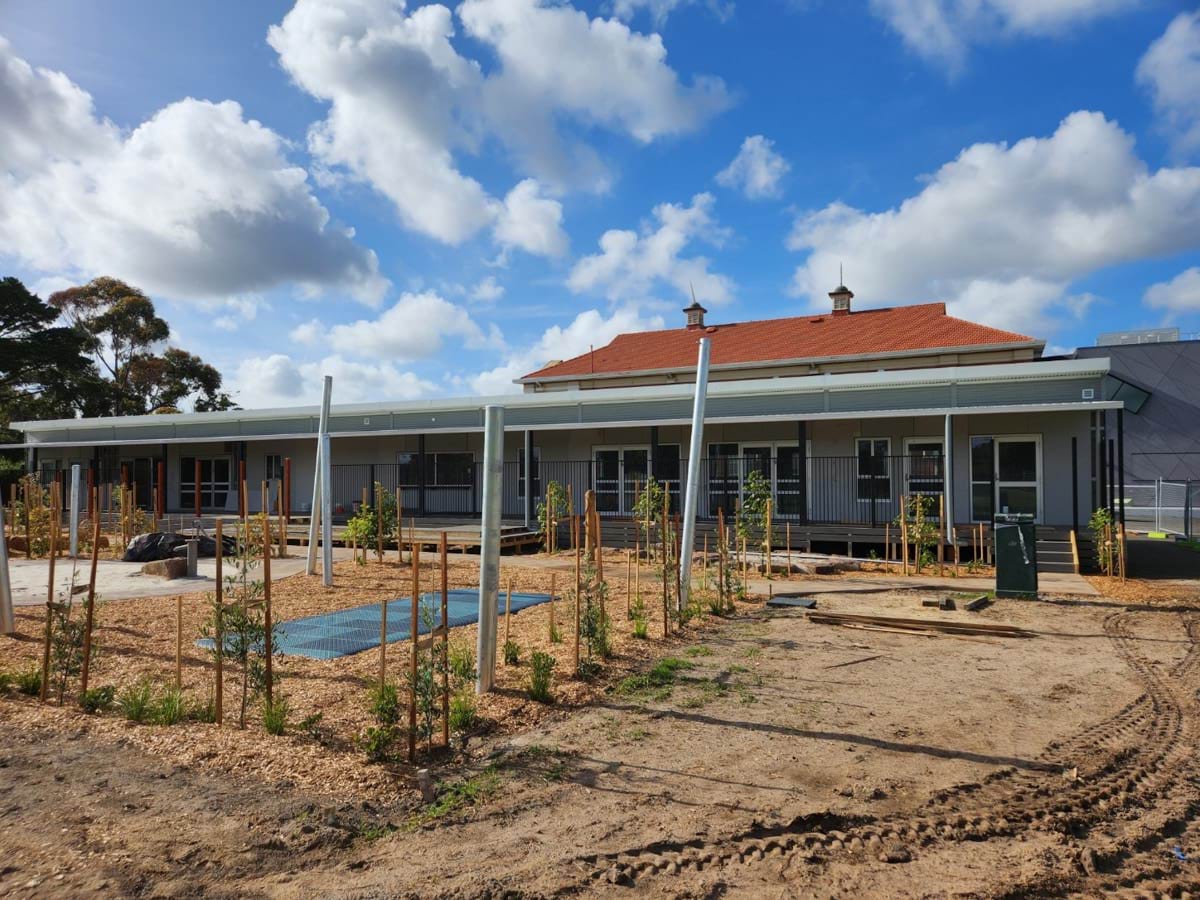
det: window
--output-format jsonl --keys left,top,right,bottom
{"left": 425, "top": 452, "right": 473, "bottom": 487}
{"left": 396, "top": 451, "right": 419, "bottom": 485}
{"left": 856, "top": 438, "right": 891, "bottom": 503}
{"left": 970, "top": 436, "right": 1041, "bottom": 522}
{"left": 265, "top": 454, "right": 283, "bottom": 481}
{"left": 180, "top": 457, "right": 231, "bottom": 510}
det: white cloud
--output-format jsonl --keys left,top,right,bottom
{"left": 569, "top": 192, "right": 735, "bottom": 306}
{"left": 459, "top": 0, "right": 730, "bottom": 145}
{"left": 870, "top": 0, "right": 1139, "bottom": 73}
{"left": 1145, "top": 267, "right": 1200, "bottom": 312}
{"left": 470, "top": 276, "right": 506, "bottom": 303}
{"left": 231, "top": 352, "right": 437, "bottom": 408}
{"left": 0, "top": 38, "right": 386, "bottom": 304}
{"left": 787, "top": 111, "right": 1200, "bottom": 334}
{"left": 468, "top": 305, "right": 665, "bottom": 394}
{"left": 494, "top": 179, "right": 568, "bottom": 257}
{"left": 289, "top": 318, "right": 324, "bottom": 345}
{"left": 715, "top": 134, "right": 790, "bottom": 199}
{"left": 1137, "top": 11, "right": 1200, "bottom": 159}
{"left": 268, "top": 0, "right": 727, "bottom": 245}
{"left": 328, "top": 291, "right": 503, "bottom": 360}
{"left": 610, "top": 0, "right": 734, "bottom": 27}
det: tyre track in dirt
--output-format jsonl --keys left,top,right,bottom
{"left": 572, "top": 610, "right": 1200, "bottom": 894}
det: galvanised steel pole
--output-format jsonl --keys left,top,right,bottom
{"left": 306, "top": 375, "right": 333, "bottom": 575}
{"left": 477, "top": 405, "right": 504, "bottom": 694}
{"left": 0, "top": 506, "right": 13, "bottom": 635}
{"left": 69, "top": 464, "right": 81, "bottom": 558}
{"left": 678, "top": 338, "right": 711, "bottom": 610}
{"left": 320, "top": 432, "right": 334, "bottom": 587}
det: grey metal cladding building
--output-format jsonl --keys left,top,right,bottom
{"left": 1075, "top": 340, "right": 1200, "bottom": 482}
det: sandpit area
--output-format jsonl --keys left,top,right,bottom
{"left": 2, "top": 550, "right": 1199, "bottom": 898}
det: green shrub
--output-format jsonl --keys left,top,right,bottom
{"left": 154, "top": 684, "right": 188, "bottom": 725}
{"left": 576, "top": 658, "right": 603, "bottom": 681}
{"left": 369, "top": 682, "right": 401, "bottom": 726}
{"left": 189, "top": 697, "right": 217, "bottom": 723}
{"left": 262, "top": 696, "right": 290, "bottom": 735}
{"left": 448, "top": 641, "right": 476, "bottom": 686}
{"left": 15, "top": 668, "right": 42, "bottom": 696}
{"left": 631, "top": 616, "right": 649, "bottom": 639}
{"left": 361, "top": 724, "right": 398, "bottom": 763}
{"left": 118, "top": 679, "right": 155, "bottom": 723}
{"left": 298, "top": 712, "right": 327, "bottom": 743}
{"left": 503, "top": 640, "right": 520, "bottom": 667}
{"left": 80, "top": 685, "right": 115, "bottom": 714}
{"left": 448, "top": 689, "right": 478, "bottom": 735}
{"left": 0, "top": 671, "right": 11, "bottom": 693}
{"left": 548, "top": 622, "right": 563, "bottom": 644}
{"left": 527, "top": 651, "right": 555, "bottom": 704}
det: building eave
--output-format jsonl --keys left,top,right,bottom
{"left": 7, "top": 357, "right": 1108, "bottom": 450}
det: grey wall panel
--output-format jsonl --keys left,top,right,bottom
{"left": 179, "top": 421, "right": 240, "bottom": 439}
{"left": 832, "top": 385, "right": 952, "bottom": 412}
{"left": 956, "top": 377, "right": 1100, "bottom": 407}
{"left": 579, "top": 400, "right": 691, "bottom": 423}
{"left": 507, "top": 405, "right": 579, "bottom": 427}
{"left": 122, "top": 424, "right": 180, "bottom": 441}
{"left": 240, "top": 417, "right": 313, "bottom": 436}
{"left": 63, "top": 427, "right": 115, "bottom": 443}
{"left": 389, "top": 409, "right": 481, "bottom": 431}
{"left": 328, "top": 413, "right": 394, "bottom": 432}
{"left": 708, "top": 393, "right": 825, "bottom": 418}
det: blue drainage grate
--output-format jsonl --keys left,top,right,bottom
{"left": 197, "top": 588, "right": 552, "bottom": 660}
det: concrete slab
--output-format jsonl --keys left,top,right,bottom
{"left": 5, "top": 548, "right": 357, "bottom": 606}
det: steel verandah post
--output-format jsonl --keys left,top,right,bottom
{"left": 307, "top": 375, "right": 333, "bottom": 576}
{"left": 678, "top": 337, "right": 710, "bottom": 611}
{"left": 476, "top": 405, "right": 503, "bottom": 695}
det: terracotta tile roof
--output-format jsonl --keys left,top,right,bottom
{"left": 519, "top": 302, "right": 1040, "bottom": 382}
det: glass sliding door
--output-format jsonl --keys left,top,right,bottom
{"left": 856, "top": 438, "right": 891, "bottom": 512}
{"left": 970, "top": 436, "right": 1041, "bottom": 522}
{"left": 593, "top": 447, "right": 648, "bottom": 515}
{"left": 707, "top": 443, "right": 739, "bottom": 517}
{"left": 904, "top": 439, "right": 944, "bottom": 516}
{"left": 776, "top": 445, "right": 805, "bottom": 517}
{"left": 180, "top": 457, "right": 231, "bottom": 511}
{"left": 623, "top": 448, "right": 649, "bottom": 514}
{"left": 996, "top": 438, "right": 1040, "bottom": 518}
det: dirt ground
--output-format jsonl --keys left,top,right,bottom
{"left": 3, "top": 552, "right": 1200, "bottom": 898}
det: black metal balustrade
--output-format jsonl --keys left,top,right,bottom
{"left": 325, "top": 455, "right": 946, "bottom": 527}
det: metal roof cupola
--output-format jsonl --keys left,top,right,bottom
{"left": 829, "top": 281, "right": 853, "bottom": 316}
{"left": 683, "top": 299, "right": 707, "bottom": 329}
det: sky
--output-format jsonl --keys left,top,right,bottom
{"left": 2, "top": 0, "right": 1199, "bottom": 410}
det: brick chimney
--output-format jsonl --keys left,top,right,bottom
{"left": 829, "top": 282, "right": 853, "bottom": 316}
{"left": 683, "top": 300, "right": 707, "bottom": 329}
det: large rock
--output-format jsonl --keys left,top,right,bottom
{"left": 141, "top": 557, "right": 189, "bottom": 580}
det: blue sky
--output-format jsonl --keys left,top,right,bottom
{"left": 2, "top": 0, "right": 1199, "bottom": 408}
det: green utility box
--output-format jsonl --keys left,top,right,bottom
{"left": 994, "top": 513, "right": 1038, "bottom": 598}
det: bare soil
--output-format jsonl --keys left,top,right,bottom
{"left": 3, "top": 553, "right": 1200, "bottom": 898}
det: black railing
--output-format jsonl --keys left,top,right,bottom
{"left": 329, "top": 455, "right": 945, "bottom": 527}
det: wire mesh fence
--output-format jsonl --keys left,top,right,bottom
{"left": 1123, "top": 479, "right": 1196, "bottom": 537}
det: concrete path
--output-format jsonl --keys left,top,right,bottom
{"left": 6, "top": 548, "right": 358, "bottom": 606}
